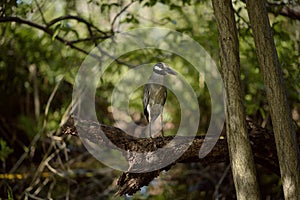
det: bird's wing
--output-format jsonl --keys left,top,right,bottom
{"left": 143, "top": 84, "right": 150, "bottom": 121}
{"left": 148, "top": 86, "right": 167, "bottom": 122}
{"left": 143, "top": 84, "right": 167, "bottom": 122}
{"left": 153, "top": 86, "right": 167, "bottom": 106}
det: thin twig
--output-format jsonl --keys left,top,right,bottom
{"left": 213, "top": 164, "right": 231, "bottom": 199}
{"left": 69, "top": 35, "right": 111, "bottom": 44}
{"left": 0, "top": 16, "right": 139, "bottom": 66}
{"left": 34, "top": 0, "right": 47, "bottom": 24}
{"left": 111, "top": 1, "right": 136, "bottom": 30}
{"left": 44, "top": 75, "right": 63, "bottom": 121}
{"left": 47, "top": 15, "right": 107, "bottom": 35}
{"left": 0, "top": 16, "right": 100, "bottom": 59}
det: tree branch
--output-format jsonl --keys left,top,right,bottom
{"left": 47, "top": 15, "right": 108, "bottom": 35}
{"left": 68, "top": 36, "right": 111, "bottom": 44}
{"left": 279, "top": 5, "right": 300, "bottom": 20}
{"left": 61, "top": 116, "right": 297, "bottom": 196}
{"left": 111, "top": 1, "right": 136, "bottom": 30}
{"left": 0, "top": 16, "right": 97, "bottom": 56}
{"left": 267, "top": 3, "right": 300, "bottom": 21}
{"left": 0, "top": 16, "right": 137, "bottom": 68}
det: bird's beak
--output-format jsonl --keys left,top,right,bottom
{"left": 165, "top": 67, "right": 177, "bottom": 75}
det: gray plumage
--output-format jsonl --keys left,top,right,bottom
{"left": 143, "top": 62, "right": 177, "bottom": 138}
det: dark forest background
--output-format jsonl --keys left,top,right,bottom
{"left": 0, "top": 0, "right": 299, "bottom": 199}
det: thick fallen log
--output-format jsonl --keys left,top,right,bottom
{"left": 62, "top": 116, "right": 299, "bottom": 196}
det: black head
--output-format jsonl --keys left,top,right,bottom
{"left": 153, "top": 62, "right": 177, "bottom": 75}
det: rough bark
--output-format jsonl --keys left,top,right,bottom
{"left": 62, "top": 116, "right": 288, "bottom": 196}
{"left": 266, "top": 3, "right": 300, "bottom": 21}
{"left": 212, "top": 0, "right": 261, "bottom": 199}
{"left": 246, "top": 0, "right": 300, "bottom": 199}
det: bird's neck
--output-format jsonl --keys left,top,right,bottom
{"left": 148, "top": 73, "right": 165, "bottom": 85}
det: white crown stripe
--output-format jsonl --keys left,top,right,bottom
{"left": 154, "top": 65, "right": 163, "bottom": 71}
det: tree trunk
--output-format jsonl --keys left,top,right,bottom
{"left": 246, "top": 0, "right": 300, "bottom": 199}
{"left": 212, "top": 0, "right": 261, "bottom": 199}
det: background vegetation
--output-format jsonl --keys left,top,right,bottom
{"left": 0, "top": 0, "right": 299, "bottom": 199}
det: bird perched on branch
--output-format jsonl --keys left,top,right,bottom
{"left": 143, "top": 62, "right": 177, "bottom": 139}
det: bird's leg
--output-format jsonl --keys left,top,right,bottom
{"left": 161, "top": 113, "right": 165, "bottom": 143}
{"left": 149, "top": 122, "right": 152, "bottom": 138}
{"left": 149, "top": 121, "right": 157, "bottom": 148}
{"left": 148, "top": 114, "right": 154, "bottom": 139}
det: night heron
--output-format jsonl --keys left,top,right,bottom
{"left": 143, "top": 62, "right": 177, "bottom": 138}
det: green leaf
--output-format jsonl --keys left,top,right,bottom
{"left": 0, "top": 138, "right": 14, "bottom": 162}
{"left": 51, "top": 23, "right": 61, "bottom": 41}
{"left": 7, "top": 185, "right": 14, "bottom": 200}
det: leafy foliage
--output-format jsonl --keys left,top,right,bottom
{"left": 0, "top": 138, "right": 14, "bottom": 163}
{"left": 0, "top": 0, "right": 299, "bottom": 199}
